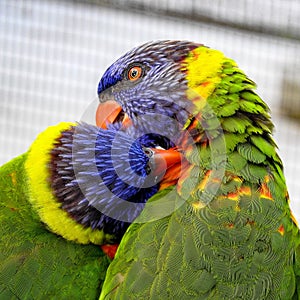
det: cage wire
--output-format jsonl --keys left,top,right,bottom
{"left": 1, "top": 0, "right": 300, "bottom": 221}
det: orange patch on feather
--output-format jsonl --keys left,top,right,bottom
{"left": 101, "top": 244, "right": 119, "bottom": 260}
{"left": 260, "top": 182, "right": 273, "bottom": 201}
{"left": 246, "top": 219, "right": 255, "bottom": 226}
{"left": 226, "top": 192, "right": 239, "bottom": 201}
{"left": 177, "top": 163, "right": 194, "bottom": 195}
{"left": 224, "top": 222, "right": 235, "bottom": 229}
{"left": 239, "top": 186, "right": 251, "bottom": 196}
{"left": 277, "top": 224, "right": 285, "bottom": 236}
{"left": 197, "top": 170, "right": 212, "bottom": 191}
{"left": 220, "top": 185, "right": 251, "bottom": 203}
{"left": 201, "top": 81, "right": 211, "bottom": 87}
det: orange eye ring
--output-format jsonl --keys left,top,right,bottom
{"left": 127, "top": 66, "right": 143, "bottom": 81}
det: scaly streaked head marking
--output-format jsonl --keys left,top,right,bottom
{"left": 97, "top": 41, "right": 201, "bottom": 131}
{"left": 97, "top": 40, "right": 234, "bottom": 121}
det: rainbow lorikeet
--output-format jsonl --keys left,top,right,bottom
{"left": 95, "top": 40, "right": 300, "bottom": 299}
{"left": 0, "top": 121, "right": 180, "bottom": 299}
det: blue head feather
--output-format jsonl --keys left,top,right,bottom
{"left": 94, "top": 126, "right": 156, "bottom": 201}
{"left": 51, "top": 122, "right": 160, "bottom": 242}
{"left": 96, "top": 41, "right": 200, "bottom": 139}
{"left": 97, "top": 64, "right": 123, "bottom": 95}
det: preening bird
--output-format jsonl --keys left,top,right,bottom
{"left": 96, "top": 40, "right": 300, "bottom": 299}
{"left": 0, "top": 121, "right": 181, "bottom": 298}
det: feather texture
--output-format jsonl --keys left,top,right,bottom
{"left": 0, "top": 121, "right": 170, "bottom": 298}
{"left": 0, "top": 154, "right": 109, "bottom": 299}
{"left": 97, "top": 40, "right": 300, "bottom": 299}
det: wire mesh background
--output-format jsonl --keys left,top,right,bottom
{"left": 1, "top": 0, "right": 300, "bottom": 221}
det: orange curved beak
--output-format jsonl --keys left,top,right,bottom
{"left": 151, "top": 147, "right": 182, "bottom": 177}
{"left": 150, "top": 147, "right": 184, "bottom": 188}
{"left": 96, "top": 100, "right": 131, "bottom": 129}
{"left": 96, "top": 100, "right": 184, "bottom": 188}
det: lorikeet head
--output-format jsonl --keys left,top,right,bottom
{"left": 48, "top": 123, "right": 181, "bottom": 242}
{"left": 96, "top": 40, "right": 272, "bottom": 141}
{"left": 96, "top": 40, "right": 200, "bottom": 138}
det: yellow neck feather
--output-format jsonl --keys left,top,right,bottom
{"left": 182, "top": 46, "right": 235, "bottom": 109}
{"left": 25, "top": 122, "right": 111, "bottom": 245}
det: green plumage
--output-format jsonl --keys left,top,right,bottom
{"left": 2, "top": 40, "right": 299, "bottom": 299}
{"left": 0, "top": 154, "right": 109, "bottom": 299}
{"left": 100, "top": 192, "right": 299, "bottom": 299}
{"left": 98, "top": 43, "right": 300, "bottom": 299}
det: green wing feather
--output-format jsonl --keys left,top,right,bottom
{"left": 100, "top": 187, "right": 299, "bottom": 299}
{"left": 0, "top": 154, "right": 110, "bottom": 299}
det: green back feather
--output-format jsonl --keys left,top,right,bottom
{"left": 0, "top": 154, "right": 110, "bottom": 299}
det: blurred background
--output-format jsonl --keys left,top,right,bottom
{"left": 1, "top": 0, "right": 300, "bottom": 221}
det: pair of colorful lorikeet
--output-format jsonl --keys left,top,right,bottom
{"left": 1, "top": 40, "right": 299, "bottom": 299}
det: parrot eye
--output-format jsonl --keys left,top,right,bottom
{"left": 125, "top": 63, "right": 146, "bottom": 82}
